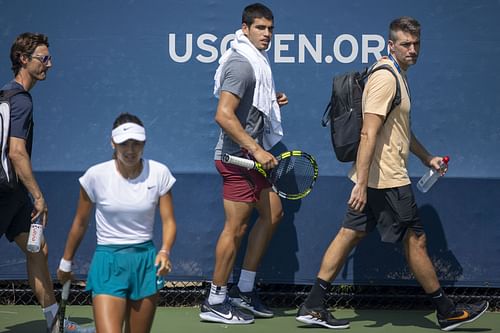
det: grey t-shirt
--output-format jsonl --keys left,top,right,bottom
{"left": 213, "top": 53, "right": 264, "bottom": 160}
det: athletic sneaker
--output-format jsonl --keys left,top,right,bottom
{"left": 228, "top": 285, "right": 274, "bottom": 318}
{"left": 437, "top": 300, "right": 489, "bottom": 331}
{"left": 199, "top": 298, "right": 254, "bottom": 324}
{"left": 296, "top": 303, "right": 350, "bottom": 329}
{"left": 49, "top": 317, "right": 96, "bottom": 333}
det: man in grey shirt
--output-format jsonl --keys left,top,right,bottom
{"left": 200, "top": 3, "right": 288, "bottom": 325}
{"left": 213, "top": 51, "right": 265, "bottom": 161}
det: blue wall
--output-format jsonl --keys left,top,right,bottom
{"left": 1, "top": 0, "right": 499, "bottom": 287}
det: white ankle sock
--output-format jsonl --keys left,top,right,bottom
{"left": 208, "top": 283, "right": 227, "bottom": 305}
{"left": 43, "top": 302, "right": 59, "bottom": 328}
{"left": 238, "top": 269, "right": 256, "bottom": 292}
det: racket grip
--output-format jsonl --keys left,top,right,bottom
{"left": 61, "top": 280, "right": 71, "bottom": 300}
{"left": 222, "top": 154, "right": 256, "bottom": 169}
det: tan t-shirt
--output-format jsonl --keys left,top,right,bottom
{"left": 349, "top": 58, "right": 412, "bottom": 189}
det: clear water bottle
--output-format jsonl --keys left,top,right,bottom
{"left": 27, "top": 217, "right": 44, "bottom": 253}
{"left": 417, "top": 156, "right": 450, "bottom": 193}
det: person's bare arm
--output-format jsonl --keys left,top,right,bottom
{"left": 410, "top": 131, "right": 446, "bottom": 172}
{"left": 348, "top": 113, "right": 384, "bottom": 212}
{"left": 57, "top": 187, "right": 93, "bottom": 283}
{"left": 8, "top": 136, "right": 47, "bottom": 224}
{"left": 215, "top": 91, "right": 277, "bottom": 169}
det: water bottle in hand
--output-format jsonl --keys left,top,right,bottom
{"left": 27, "top": 217, "right": 43, "bottom": 253}
{"left": 417, "top": 156, "right": 450, "bottom": 193}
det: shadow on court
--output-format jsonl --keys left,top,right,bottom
{"left": 275, "top": 308, "right": 437, "bottom": 328}
{"left": 282, "top": 308, "right": 493, "bottom": 332}
{"left": 348, "top": 310, "right": 437, "bottom": 329}
{"left": 1, "top": 317, "right": 93, "bottom": 333}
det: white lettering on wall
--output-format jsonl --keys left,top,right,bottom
{"left": 220, "top": 33, "right": 235, "bottom": 56}
{"left": 168, "top": 33, "right": 192, "bottom": 63}
{"left": 298, "top": 34, "right": 322, "bottom": 63}
{"left": 168, "top": 33, "right": 385, "bottom": 64}
{"left": 274, "top": 34, "right": 295, "bottom": 63}
{"left": 333, "top": 34, "right": 358, "bottom": 64}
{"left": 362, "top": 34, "right": 384, "bottom": 63}
{"left": 196, "top": 33, "right": 218, "bottom": 63}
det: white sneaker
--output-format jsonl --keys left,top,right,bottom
{"left": 49, "top": 317, "right": 96, "bottom": 333}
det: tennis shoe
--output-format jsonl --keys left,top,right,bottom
{"left": 228, "top": 286, "right": 274, "bottom": 318}
{"left": 296, "top": 303, "right": 350, "bottom": 329}
{"left": 437, "top": 300, "right": 488, "bottom": 331}
{"left": 49, "top": 317, "right": 95, "bottom": 333}
{"left": 199, "top": 297, "right": 254, "bottom": 324}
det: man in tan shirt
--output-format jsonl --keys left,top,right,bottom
{"left": 296, "top": 17, "right": 488, "bottom": 331}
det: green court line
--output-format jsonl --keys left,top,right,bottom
{"left": 0, "top": 305, "right": 497, "bottom": 332}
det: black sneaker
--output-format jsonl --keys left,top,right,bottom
{"left": 437, "top": 301, "right": 489, "bottom": 331}
{"left": 199, "top": 297, "right": 254, "bottom": 324}
{"left": 228, "top": 285, "right": 274, "bottom": 318}
{"left": 296, "top": 303, "right": 350, "bottom": 329}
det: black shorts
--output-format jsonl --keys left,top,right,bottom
{"left": 0, "top": 185, "right": 32, "bottom": 242}
{"left": 342, "top": 184, "right": 424, "bottom": 243}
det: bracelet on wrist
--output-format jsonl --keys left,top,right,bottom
{"left": 159, "top": 249, "right": 170, "bottom": 256}
{"left": 59, "top": 258, "right": 72, "bottom": 272}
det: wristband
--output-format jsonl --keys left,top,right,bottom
{"left": 159, "top": 249, "right": 170, "bottom": 256}
{"left": 59, "top": 258, "right": 72, "bottom": 272}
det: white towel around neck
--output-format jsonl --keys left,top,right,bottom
{"left": 214, "top": 29, "right": 283, "bottom": 150}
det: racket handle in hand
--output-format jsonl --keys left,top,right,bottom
{"left": 222, "top": 154, "right": 257, "bottom": 169}
{"left": 61, "top": 280, "right": 71, "bottom": 300}
{"left": 59, "top": 280, "right": 71, "bottom": 333}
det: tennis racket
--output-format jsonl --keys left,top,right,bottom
{"left": 59, "top": 281, "right": 70, "bottom": 333}
{"left": 223, "top": 150, "right": 318, "bottom": 200}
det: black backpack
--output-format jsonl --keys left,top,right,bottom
{"left": 321, "top": 63, "right": 401, "bottom": 162}
{"left": 0, "top": 88, "right": 27, "bottom": 192}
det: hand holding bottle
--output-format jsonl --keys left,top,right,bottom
{"left": 27, "top": 217, "right": 44, "bottom": 253}
{"left": 417, "top": 156, "right": 450, "bottom": 193}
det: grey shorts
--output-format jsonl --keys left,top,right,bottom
{"left": 0, "top": 185, "right": 32, "bottom": 242}
{"left": 342, "top": 184, "right": 424, "bottom": 243}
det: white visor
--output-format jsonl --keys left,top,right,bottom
{"left": 112, "top": 123, "right": 146, "bottom": 144}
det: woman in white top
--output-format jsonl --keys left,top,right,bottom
{"left": 57, "top": 113, "right": 177, "bottom": 333}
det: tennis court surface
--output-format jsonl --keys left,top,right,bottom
{"left": 0, "top": 305, "right": 497, "bottom": 332}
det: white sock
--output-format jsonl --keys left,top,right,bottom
{"left": 208, "top": 283, "right": 227, "bottom": 305}
{"left": 237, "top": 269, "right": 256, "bottom": 292}
{"left": 43, "top": 302, "right": 59, "bottom": 329}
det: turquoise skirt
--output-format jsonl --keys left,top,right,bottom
{"left": 86, "top": 240, "right": 160, "bottom": 300}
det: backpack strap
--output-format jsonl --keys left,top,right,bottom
{"left": 321, "top": 102, "right": 332, "bottom": 127}
{"left": 367, "top": 64, "right": 402, "bottom": 121}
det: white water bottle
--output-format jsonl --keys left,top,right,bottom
{"left": 27, "top": 217, "right": 44, "bottom": 253}
{"left": 417, "top": 156, "right": 450, "bottom": 193}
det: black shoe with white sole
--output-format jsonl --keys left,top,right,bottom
{"left": 296, "top": 303, "right": 349, "bottom": 329}
{"left": 437, "top": 301, "right": 489, "bottom": 331}
{"left": 228, "top": 285, "right": 274, "bottom": 318}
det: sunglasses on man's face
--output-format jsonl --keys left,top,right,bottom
{"left": 31, "top": 54, "right": 52, "bottom": 65}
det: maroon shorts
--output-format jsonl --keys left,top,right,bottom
{"left": 215, "top": 160, "right": 271, "bottom": 203}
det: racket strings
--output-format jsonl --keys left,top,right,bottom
{"left": 270, "top": 155, "right": 316, "bottom": 196}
